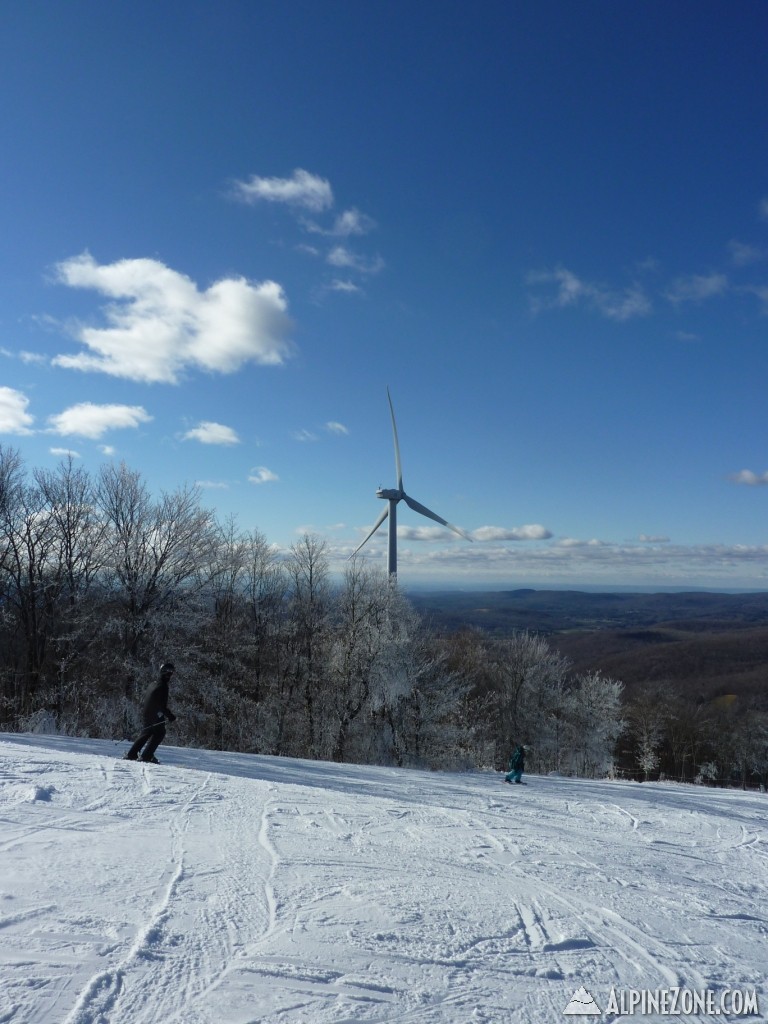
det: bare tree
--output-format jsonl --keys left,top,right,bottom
{"left": 32, "top": 457, "right": 107, "bottom": 724}
{"left": 95, "top": 462, "right": 217, "bottom": 719}
{"left": 664, "top": 696, "right": 712, "bottom": 783}
{"left": 0, "top": 446, "right": 24, "bottom": 572}
{"left": 0, "top": 459, "right": 62, "bottom": 716}
{"left": 326, "top": 560, "right": 390, "bottom": 762}
{"left": 187, "top": 522, "right": 286, "bottom": 753}
{"left": 282, "top": 534, "right": 331, "bottom": 756}
{"left": 242, "top": 528, "right": 286, "bottom": 709}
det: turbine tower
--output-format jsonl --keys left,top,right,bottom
{"left": 353, "top": 388, "right": 471, "bottom": 576}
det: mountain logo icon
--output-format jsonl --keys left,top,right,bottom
{"left": 563, "top": 986, "right": 602, "bottom": 1015}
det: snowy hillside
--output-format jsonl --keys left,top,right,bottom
{"left": 1, "top": 735, "right": 766, "bottom": 1024}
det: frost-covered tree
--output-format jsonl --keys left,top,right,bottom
{"left": 398, "top": 639, "right": 473, "bottom": 769}
{"left": 524, "top": 666, "right": 572, "bottom": 774}
{"left": 566, "top": 671, "right": 625, "bottom": 777}
{"left": 627, "top": 689, "right": 671, "bottom": 780}
{"left": 364, "top": 582, "right": 423, "bottom": 765}
{"left": 484, "top": 631, "right": 569, "bottom": 765}
{"left": 325, "top": 560, "right": 390, "bottom": 762}
{"left": 696, "top": 760, "right": 719, "bottom": 785}
{"left": 747, "top": 713, "right": 768, "bottom": 790}
{"left": 724, "top": 708, "right": 768, "bottom": 789}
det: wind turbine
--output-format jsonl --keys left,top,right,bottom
{"left": 353, "top": 388, "right": 471, "bottom": 576}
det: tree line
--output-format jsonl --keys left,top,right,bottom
{"left": 1, "top": 447, "right": 765, "bottom": 785}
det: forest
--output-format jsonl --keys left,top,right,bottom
{"left": 1, "top": 446, "right": 766, "bottom": 787}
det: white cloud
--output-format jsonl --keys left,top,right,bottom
{"left": 472, "top": 524, "right": 553, "bottom": 542}
{"left": 98, "top": 444, "right": 116, "bottom": 456}
{"left": 665, "top": 272, "right": 729, "bottom": 304}
{"left": 527, "top": 267, "right": 651, "bottom": 321}
{"left": 555, "top": 537, "right": 607, "bottom": 549}
{"left": 335, "top": 524, "right": 768, "bottom": 587}
{"left": 325, "top": 421, "right": 349, "bottom": 435}
{"left": 296, "top": 522, "right": 347, "bottom": 536}
{"left": 727, "top": 240, "right": 764, "bottom": 266}
{"left": 0, "top": 387, "right": 34, "bottom": 435}
{"left": 407, "top": 538, "right": 768, "bottom": 585}
{"left": 331, "top": 208, "right": 376, "bottom": 236}
{"left": 196, "top": 480, "right": 230, "bottom": 490}
{"left": 743, "top": 284, "right": 768, "bottom": 312}
{"left": 19, "top": 351, "right": 48, "bottom": 365}
{"left": 182, "top": 421, "right": 240, "bottom": 446}
{"left": 232, "top": 169, "right": 333, "bottom": 212}
{"left": 759, "top": 197, "right": 768, "bottom": 220}
{"left": 234, "top": 173, "right": 383, "bottom": 291}
{"left": 248, "top": 466, "right": 278, "bottom": 485}
{"left": 329, "top": 279, "right": 362, "bottom": 294}
{"left": 297, "top": 243, "right": 322, "bottom": 258}
{"left": 47, "top": 402, "right": 152, "bottom": 439}
{"left": 731, "top": 469, "right": 768, "bottom": 486}
{"left": 292, "top": 429, "right": 318, "bottom": 442}
{"left": 399, "top": 526, "right": 464, "bottom": 542}
{"left": 527, "top": 267, "right": 581, "bottom": 309}
{"left": 596, "top": 284, "right": 651, "bottom": 321}
{"left": 639, "top": 534, "right": 671, "bottom": 543}
{"left": 52, "top": 253, "right": 293, "bottom": 384}
{"left": 327, "top": 246, "right": 384, "bottom": 275}
{"left": 304, "top": 207, "right": 377, "bottom": 237}
{"left": 49, "top": 447, "right": 81, "bottom": 459}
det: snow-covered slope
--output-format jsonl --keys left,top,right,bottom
{"left": 1, "top": 734, "right": 765, "bottom": 1023}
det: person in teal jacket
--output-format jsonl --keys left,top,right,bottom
{"left": 504, "top": 744, "right": 526, "bottom": 784}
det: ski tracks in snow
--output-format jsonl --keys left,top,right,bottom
{"left": 0, "top": 751, "right": 280, "bottom": 1024}
{"left": 490, "top": 783, "right": 768, "bottom": 1023}
{"left": 87, "top": 771, "right": 281, "bottom": 1024}
{"left": 2, "top": 739, "right": 767, "bottom": 1024}
{"left": 71, "top": 778, "right": 768, "bottom": 1022}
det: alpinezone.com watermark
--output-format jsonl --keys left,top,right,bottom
{"left": 563, "top": 985, "right": 761, "bottom": 1016}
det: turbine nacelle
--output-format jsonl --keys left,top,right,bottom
{"left": 376, "top": 487, "right": 402, "bottom": 501}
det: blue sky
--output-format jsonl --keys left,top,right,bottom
{"left": 2, "top": 1, "right": 768, "bottom": 589}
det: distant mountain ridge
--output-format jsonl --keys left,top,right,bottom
{"left": 408, "top": 589, "right": 768, "bottom": 704}
{"left": 408, "top": 588, "right": 768, "bottom": 634}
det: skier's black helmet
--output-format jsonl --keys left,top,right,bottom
{"left": 160, "top": 662, "right": 175, "bottom": 675}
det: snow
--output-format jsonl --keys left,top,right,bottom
{"left": 1, "top": 734, "right": 766, "bottom": 1024}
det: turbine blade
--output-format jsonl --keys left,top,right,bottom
{"left": 403, "top": 494, "right": 472, "bottom": 540}
{"left": 387, "top": 387, "right": 403, "bottom": 491}
{"left": 351, "top": 505, "right": 390, "bottom": 557}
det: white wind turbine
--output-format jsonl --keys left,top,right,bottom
{"left": 353, "top": 388, "right": 471, "bottom": 576}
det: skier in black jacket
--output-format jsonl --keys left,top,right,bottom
{"left": 124, "top": 663, "right": 177, "bottom": 763}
